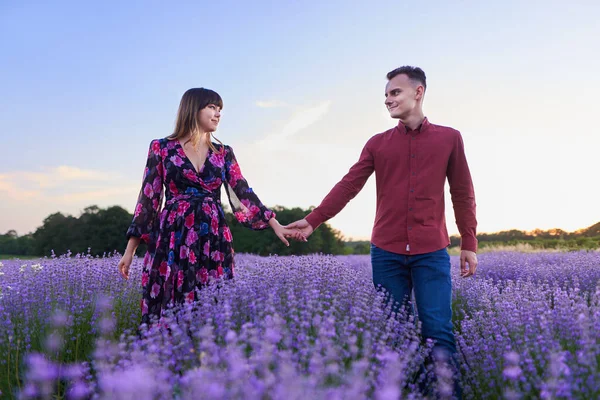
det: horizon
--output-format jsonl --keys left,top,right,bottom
{"left": 2, "top": 1, "right": 599, "bottom": 241}
{"left": 2, "top": 201, "right": 598, "bottom": 241}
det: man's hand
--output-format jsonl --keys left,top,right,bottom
{"left": 460, "top": 250, "right": 478, "bottom": 278}
{"left": 269, "top": 218, "right": 307, "bottom": 246}
{"left": 284, "top": 219, "right": 314, "bottom": 239}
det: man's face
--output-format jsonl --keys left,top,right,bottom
{"left": 385, "top": 74, "right": 423, "bottom": 119}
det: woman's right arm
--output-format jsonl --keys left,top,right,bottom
{"left": 124, "top": 236, "right": 141, "bottom": 256}
{"left": 119, "top": 140, "right": 164, "bottom": 279}
{"left": 125, "top": 139, "right": 165, "bottom": 244}
{"left": 118, "top": 236, "right": 141, "bottom": 280}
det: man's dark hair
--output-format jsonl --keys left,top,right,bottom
{"left": 387, "top": 66, "right": 427, "bottom": 91}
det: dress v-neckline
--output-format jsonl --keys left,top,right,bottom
{"left": 177, "top": 140, "right": 211, "bottom": 174}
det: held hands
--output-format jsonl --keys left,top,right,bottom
{"left": 269, "top": 218, "right": 308, "bottom": 246}
{"left": 460, "top": 250, "right": 478, "bottom": 278}
{"left": 283, "top": 219, "right": 314, "bottom": 240}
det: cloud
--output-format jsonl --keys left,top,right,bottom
{"left": 279, "top": 101, "right": 332, "bottom": 139}
{"left": 18, "top": 166, "right": 115, "bottom": 189}
{"left": 0, "top": 175, "right": 41, "bottom": 200}
{"left": 255, "top": 100, "right": 288, "bottom": 108}
{"left": 51, "top": 186, "right": 139, "bottom": 204}
{"left": 0, "top": 166, "right": 121, "bottom": 201}
{"left": 0, "top": 166, "right": 141, "bottom": 233}
{"left": 256, "top": 101, "right": 332, "bottom": 148}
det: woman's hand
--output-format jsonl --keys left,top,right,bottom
{"left": 269, "top": 218, "right": 307, "bottom": 246}
{"left": 118, "top": 252, "right": 133, "bottom": 280}
{"left": 118, "top": 237, "right": 140, "bottom": 280}
{"left": 284, "top": 219, "right": 314, "bottom": 239}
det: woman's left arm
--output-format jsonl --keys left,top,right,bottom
{"left": 222, "top": 145, "right": 277, "bottom": 230}
{"left": 222, "top": 145, "right": 305, "bottom": 244}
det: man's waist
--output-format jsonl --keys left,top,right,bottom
{"left": 371, "top": 226, "right": 450, "bottom": 255}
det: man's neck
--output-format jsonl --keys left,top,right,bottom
{"left": 400, "top": 112, "right": 425, "bottom": 131}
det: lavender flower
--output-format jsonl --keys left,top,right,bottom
{"left": 1, "top": 250, "right": 598, "bottom": 398}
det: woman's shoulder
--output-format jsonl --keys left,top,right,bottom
{"left": 149, "top": 137, "right": 179, "bottom": 148}
{"left": 146, "top": 137, "right": 167, "bottom": 146}
{"left": 145, "top": 138, "right": 177, "bottom": 157}
{"left": 157, "top": 137, "right": 176, "bottom": 145}
{"left": 212, "top": 142, "right": 231, "bottom": 152}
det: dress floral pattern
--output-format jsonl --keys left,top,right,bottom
{"left": 127, "top": 138, "right": 275, "bottom": 325}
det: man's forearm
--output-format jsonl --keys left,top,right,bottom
{"left": 454, "top": 201, "right": 477, "bottom": 252}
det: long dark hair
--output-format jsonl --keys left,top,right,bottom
{"left": 167, "top": 88, "right": 224, "bottom": 153}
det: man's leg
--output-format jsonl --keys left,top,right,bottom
{"left": 411, "top": 248, "right": 456, "bottom": 354}
{"left": 411, "top": 248, "right": 461, "bottom": 398}
{"left": 370, "top": 243, "right": 413, "bottom": 317}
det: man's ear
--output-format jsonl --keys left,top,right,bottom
{"left": 415, "top": 85, "right": 425, "bottom": 100}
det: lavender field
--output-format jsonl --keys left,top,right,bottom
{"left": 0, "top": 251, "right": 599, "bottom": 399}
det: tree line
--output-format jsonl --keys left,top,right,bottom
{"left": 0, "top": 205, "right": 362, "bottom": 257}
{"left": 449, "top": 223, "right": 600, "bottom": 250}
{"left": 2, "top": 205, "right": 598, "bottom": 257}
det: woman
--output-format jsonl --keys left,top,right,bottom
{"left": 118, "top": 88, "right": 302, "bottom": 325}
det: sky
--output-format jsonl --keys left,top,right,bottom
{"left": 1, "top": 0, "right": 599, "bottom": 241}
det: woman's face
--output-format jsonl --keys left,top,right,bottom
{"left": 197, "top": 104, "right": 221, "bottom": 133}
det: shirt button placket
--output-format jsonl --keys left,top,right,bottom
{"left": 407, "top": 135, "right": 416, "bottom": 253}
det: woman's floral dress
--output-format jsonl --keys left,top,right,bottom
{"left": 127, "top": 138, "right": 275, "bottom": 325}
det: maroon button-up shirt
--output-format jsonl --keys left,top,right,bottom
{"left": 305, "top": 117, "right": 477, "bottom": 254}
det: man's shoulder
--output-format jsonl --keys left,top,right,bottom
{"left": 427, "top": 121, "right": 461, "bottom": 136}
{"left": 366, "top": 126, "right": 396, "bottom": 146}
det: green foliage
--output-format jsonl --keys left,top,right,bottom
{"left": 226, "top": 206, "right": 347, "bottom": 255}
{"left": 450, "top": 223, "right": 600, "bottom": 251}
{"left": 343, "top": 241, "right": 371, "bottom": 255}
{"left": 0, "top": 230, "right": 36, "bottom": 256}
{"left": 1, "top": 205, "right": 349, "bottom": 257}
{"left": 4, "top": 204, "right": 598, "bottom": 257}
{"left": 29, "top": 205, "right": 133, "bottom": 257}
{"left": 474, "top": 237, "right": 600, "bottom": 251}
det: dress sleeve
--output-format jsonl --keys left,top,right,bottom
{"left": 126, "top": 139, "right": 165, "bottom": 243}
{"left": 223, "top": 145, "right": 275, "bottom": 230}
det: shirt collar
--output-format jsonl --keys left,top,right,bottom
{"left": 397, "top": 116, "right": 429, "bottom": 135}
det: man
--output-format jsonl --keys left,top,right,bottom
{"left": 286, "top": 66, "right": 477, "bottom": 395}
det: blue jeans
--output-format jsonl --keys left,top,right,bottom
{"left": 370, "top": 243, "right": 457, "bottom": 357}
